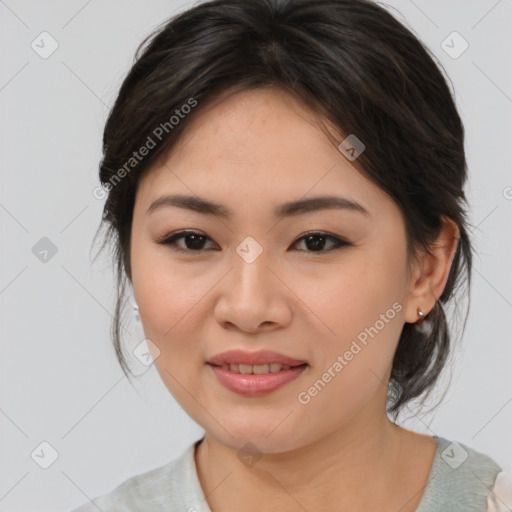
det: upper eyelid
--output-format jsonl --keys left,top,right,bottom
{"left": 157, "top": 229, "right": 350, "bottom": 248}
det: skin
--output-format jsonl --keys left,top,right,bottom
{"left": 130, "top": 86, "right": 460, "bottom": 511}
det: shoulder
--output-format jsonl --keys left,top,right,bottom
{"left": 70, "top": 462, "right": 174, "bottom": 511}
{"left": 416, "top": 437, "right": 503, "bottom": 512}
{"left": 433, "top": 436, "right": 502, "bottom": 474}
{"left": 487, "top": 471, "right": 512, "bottom": 512}
{"left": 69, "top": 441, "right": 201, "bottom": 512}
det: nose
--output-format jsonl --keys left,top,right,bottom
{"left": 213, "top": 248, "right": 293, "bottom": 334}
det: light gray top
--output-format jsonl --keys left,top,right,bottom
{"left": 70, "top": 436, "right": 503, "bottom": 512}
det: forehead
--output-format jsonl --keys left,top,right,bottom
{"left": 135, "top": 87, "right": 390, "bottom": 217}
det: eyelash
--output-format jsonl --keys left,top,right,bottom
{"left": 155, "top": 230, "right": 352, "bottom": 254}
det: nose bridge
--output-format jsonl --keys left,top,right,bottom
{"left": 213, "top": 234, "right": 289, "bottom": 332}
{"left": 231, "top": 234, "right": 273, "bottom": 301}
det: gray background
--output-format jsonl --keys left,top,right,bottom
{"left": 0, "top": 0, "right": 511, "bottom": 510}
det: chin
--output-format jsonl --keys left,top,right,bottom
{"left": 204, "top": 421, "right": 309, "bottom": 455}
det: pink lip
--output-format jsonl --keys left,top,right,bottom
{"left": 208, "top": 364, "right": 308, "bottom": 396}
{"left": 207, "top": 349, "right": 307, "bottom": 367}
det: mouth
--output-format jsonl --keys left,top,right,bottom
{"left": 207, "top": 362, "right": 308, "bottom": 374}
{"left": 207, "top": 348, "right": 308, "bottom": 368}
{"left": 206, "top": 362, "right": 309, "bottom": 396}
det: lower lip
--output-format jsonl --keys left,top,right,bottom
{"left": 207, "top": 363, "right": 308, "bottom": 396}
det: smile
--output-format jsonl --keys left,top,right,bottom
{"left": 207, "top": 362, "right": 308, "bottom": 396}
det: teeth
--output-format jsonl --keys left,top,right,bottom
{"left": 253, "top": 364, "right": 270, "bottom": 374}
{"left": 220, "top": 363, "right": 297, "bottom": 374}
{"left": 239, "top": 364, "right": 253, "bottom": 374}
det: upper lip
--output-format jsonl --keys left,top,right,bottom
{"left": 207, "top": 349, "right": 307, "bottom": 367}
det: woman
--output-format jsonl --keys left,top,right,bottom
{"left": 72, "top": 0, "right": 511, "bottom": 510}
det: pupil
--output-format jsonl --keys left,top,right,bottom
{"left": 187, "top": 234, "right": 205, "bottom": 250}
{"left": 306, "top": 235, "right": 325, "bottom": 251}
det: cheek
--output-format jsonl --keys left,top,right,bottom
{"left": 293, "top": 292, "right": 403, "bottom": 433}
{"left": 131, "top": 241, "right": 210, "bottom": 367}
{"left": 294, "top": 252, "right": 405, "bottom": 344}
{"left": 293, "top": 250, "right": 406, "bottom": 397}
{"left": 132, "top": 231, "right": 202, "bottom": 328}
{"left": 133, "top": 260, "right": 212, "bottom": 422}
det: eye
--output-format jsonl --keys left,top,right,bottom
{"left": 155, "top": 230, "right": 351, "bottom": 253}
{"left": 156, "top": 230, "right": 217, "bottom": 252}
{"left": 291, "top": 231, "right": 351, "bottom": 253}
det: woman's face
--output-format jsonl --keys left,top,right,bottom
{"left": 130, "top": 87, "right": 420, "bottom": 453}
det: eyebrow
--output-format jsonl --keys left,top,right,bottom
{"left": 146, "top": 194, "right": 369, "bottom": 218}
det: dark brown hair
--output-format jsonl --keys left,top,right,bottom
{"left": 92, "top": 0, "right": 473, "bottom": 417}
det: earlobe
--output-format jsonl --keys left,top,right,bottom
{"left": 416, "top": 308, "right": 426, "bottom": 325}
{"left": 405, "top": 216, "right": 460, "bottom": 324}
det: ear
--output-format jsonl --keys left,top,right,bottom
{"left": 404, "top": 216, "right": 460, "bottom": 324}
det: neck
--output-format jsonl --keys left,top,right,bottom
{"left": 194, "top": 403, "right": 433, "bottom": 511}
